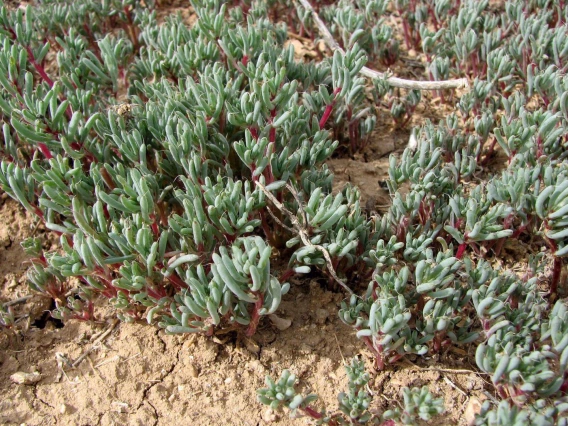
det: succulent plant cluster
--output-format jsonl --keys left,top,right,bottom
{"left": 257, "top": 357, "right": 445, "bottom": 425}
{"left": 0, "top": 0, "right": 378, "bottom": 333}
{"left": 1, "top": 0, "right": 568, "bottom": 424}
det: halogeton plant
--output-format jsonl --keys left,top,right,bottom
{"left": 1, "top": 0, "right": 568, "bottom": 424}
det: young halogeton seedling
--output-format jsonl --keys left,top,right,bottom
{"left": 258, "top": 358, "right": 445, "bottom": 425}
{"left": 1, "top": 0, "right": 568, "bottom": 424}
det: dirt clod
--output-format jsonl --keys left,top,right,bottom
{"left": 10, "top": 371, "right": 41, "bottom": 385}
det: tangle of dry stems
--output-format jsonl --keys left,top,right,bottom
{"left": 256, "top": 181, "right": 354, "bottom": 295}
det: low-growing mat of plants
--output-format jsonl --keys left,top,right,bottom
{"left": 0, "top": 0, "right": 567, "bottom": 424}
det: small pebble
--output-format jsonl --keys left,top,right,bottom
{"left": 187, "top": 363, "right": 199, "bottom": 378}
{"left": 268, "top": 314, "right": 292, "bottom": 330}
{"left": 10, "top": 371, "right": 41, "bottom": 385}
{"left": 464, "top": 397, "right": 483, "bottom": 426}
{"left": 314, "top": 308, "right": 329, "bottom": 325}
{"left": 262, "top": 408, "right": 278, "bottom": 422}
{"left": 245, "top": 339, "right": 260, "bottom": 354}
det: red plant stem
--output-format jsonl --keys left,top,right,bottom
{"left": 32, "top": 205, "right": 45, "bottom": 220}
{"left": 167, "top": 272, "right": 187, "bottom": 291}
{"left": 319, "top": 87, "right": 341, "bottom": 130}
{"left": 37, "top": 142, "right": 53, "bottom": 160}
{"left": 359, "top": 334, "right": 383, "bottom": 369}
{"left": 123, "top": 6, "right": 139, "bottom": 51}
{"left": 395, "top": 216, "right": 409, "bottom": 243}
{"left": 100, "top": 167, "right": 116, "bottom": 190}
{"left": 23, "top": 45, "right": 54, "bottom": 88}
{"left": 4, "top": 28, "right": 55, "bottom": 86}
{"left": 301, "top": 406, "right": 323, "bottom": 420}
{"left": 551, "top": 256, "right": 562, "bottom": 297}
{"left": 433, "top": 331, "right": 446, "bottom": 353}
{"left": 545, "top": 235, "right": 563, "bottom": 297}
{"left": 150, "top": 215, "right": 160, "bottom": 237}
{"left": 376, "top": 346, "right": 385, "bottom": 370}
{"left": 401, "top": 20, "right": 411, "bottom": 50}
{"left": 279, "top": 269, "right": 295, "bottom": 282}
{"left": 147, "top": 286, "right": 167, "bottom": 300}
{"left": 269, "top": 108, "right": 277, "bottom": 143}
{"left": 319, "top": 103, "right": 335, "bottom": 129}
{"left": 560, "top": 372, "right": 568, "bottom": 395}
{"left": 456, "top": 242, "right": 467, "bottom": 259}
{"left": 246, "top": 292, "right": 264, "bottom": 337}
{"left": 8, "top": 27, "right": 74, "bottom": 120}
{"left": 249, "top": 127, "right": 259, "bottom": 140}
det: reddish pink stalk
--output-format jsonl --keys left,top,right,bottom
{"left": 269, "top": 108, "right": 277, "bottom": 143}
{"left": 37, "top": 142, "right": 53, "bottom": 159}
{"left": 150, "top": 215, "right": 160, "bottom": 236}
{"left": 24, "top": 46, "right": 54, "bottom": 88}
{"left": 33, "top": 206, "right": 45, "bottom": 220}
{"left": 147, "top": 286, "right": 167, "bottom": 300}
{"left": 167, "top": 273, "right": 187, "bottom": 291}
{"left": 550, "top": 256, "right": 562, "bottom": 297}
{"left": 559, "top": 373, "right": 568, "bottom": 395}
{"left": 319, "top": 88, "right": 342, "bottom": 130}
{"left": 319, "top": 103, "right": 335, "bottom": 129}
{"left": 545, "top": 236, "right": 563, "bottom": 297}
{"left": 301, "top": 407, "right": 323, "bottom": 420}
{"left": 456, "top": 242, "right": 467, "bottom": 259}
{"left": 278, "top": 269, "right": 295, "bottom": 282}
{"left": 246, "top": 292, "right": 264, "bottom": 337}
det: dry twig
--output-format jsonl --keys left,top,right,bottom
{"left": 295, "top": 0, "right": 469, "bottom": 91}
{"left": 443, "top": 376, "right": 468, "bottom": 397}
{"left": 403, "top": 362, "right": 488, "bottom": 375}
{"left": 72, "top": 319, "right": 119, "bottom": 368}
{"left": 3, "top": 295, "right": 33, "bottom": 308}
{"left": 256, "top": 181, "right": 354, "bottom": 295}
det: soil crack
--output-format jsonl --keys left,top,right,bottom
{"left": 146, "top": 400, "right": 159, "bottom": 426}
{"left": 33, "top": 384, "right": 56, "bottom": 410}
{"left": 136, "top": 329, "right": 182, "bottom": 419}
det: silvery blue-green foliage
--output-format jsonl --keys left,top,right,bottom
{"left": 0, "top": 0, "right": 378, "bottom": 332}
{"left": 337, "top": 358, "right": 373, "bottom": 423}
{"left": 257, "top": 369, "right": 320, "bottom": 415}
{"left": 160, "top": 236, "right": 289, "bottom": 336}
{"left": 536, "top": 166, "right": 568, "bottom": 256}
{"left": 299, "top": 0, "right": 429, "bottom": 130}
{"left": 287, "top": 184, "right": 373, "bottom": 275}
{"left": 331, "top": 1, "right": 568, "bottom": 422}
{"left": 257, "top": 358, "right": 445, "bottom": 425}
{"left": 475, "top": 399, "right": 568, "bottom": 426}
{"left": 320, "top": 0, "right": 397, "bottom": 65}
{"left": 382, "top": 386, "right": 445, "bottom": 424}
